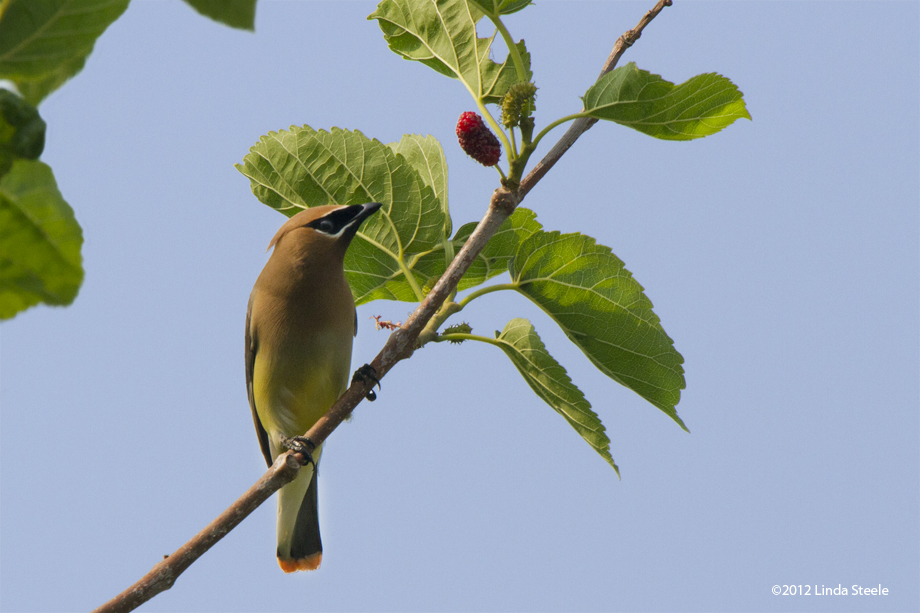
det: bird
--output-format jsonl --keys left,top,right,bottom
{"left": 245, "top": 202, "right": 381, "bottom": 572}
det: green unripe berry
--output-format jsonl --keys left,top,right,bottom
{"left": 501, "top": 82, "right": 538, "bottom": 129}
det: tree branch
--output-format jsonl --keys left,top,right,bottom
{"left": 92, "top": 2, "right": 672, "bottom": 611}
{"left": 519, "top": 0, "right": 672, "bottom": 197}
{"left": 93, "top": 454, "right": 301, "bottom": 613}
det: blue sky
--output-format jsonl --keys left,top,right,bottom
{"left": 2, "top": 1, "right": 918, "bottom": 612}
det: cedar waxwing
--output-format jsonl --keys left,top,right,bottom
{"left": 245, "top": 202, "right": 381, "bottom": 572}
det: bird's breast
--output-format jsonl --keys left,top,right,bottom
{"left": 249, "top": 280, "right": 355, "bottom": 450}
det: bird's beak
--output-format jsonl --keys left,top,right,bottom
{"left": 339, "top": 202, "right": 382, "bottom": 242}
{"left": 354, "top": 202, "right": 382, "bottom": 225}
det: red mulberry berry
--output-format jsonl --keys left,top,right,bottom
{"left": 456, "top": 112, "right": 501, "bottom": 167}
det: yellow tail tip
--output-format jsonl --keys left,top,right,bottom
{"left": 278, "top": 553, "right": 322, "bottom": 573}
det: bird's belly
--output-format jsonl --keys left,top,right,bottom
{"left": 252, "top": 331, "right": 352, "bottom": 449}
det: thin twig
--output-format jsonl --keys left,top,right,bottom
{"left": 92, "top": 3, "right": 672, "bottom": 611}
{"left": 520, "top": 0, "right": 672, "bottom": 197}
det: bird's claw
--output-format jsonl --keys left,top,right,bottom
{"left": 352, "top": 364, "right": 380, "bottom": 401}
{"left": 279, "top": 435, "right": 317, "bottom": 471}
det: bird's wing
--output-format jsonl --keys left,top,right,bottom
{"left": 246, "top": 292, "right": 273, "bottom": 467}
{"left": 354, "top": 308, "right": 358, "bottom": 337}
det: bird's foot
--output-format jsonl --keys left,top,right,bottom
{"left": 280, "top": 435, "right": 317, "bottom": 471}
{"left": 352, "top": 364, "right": 380, "bottom": 401}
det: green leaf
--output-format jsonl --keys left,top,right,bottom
{"left": 448, "top": 205, "right": 540, "bottom": 291}
{"left": 0, "top": 89, "right": 46, "bottom": 176}
{"left": 0, "top": 0, "right": 130, "bottom": 105}
{"left": 0, "top": 160, "right": 83, "bottom": 319}
{"left": 182, "top": 0, "right": 257, "bottom": 31}
{"left": 394, "top": 205, "right": 542, "bottom": 298}
{"left": 509, "top": 229, "right": 687, "bottom": 429}
{"left": 12, "top": 55, "right": 86, "bottom": 107}
{"left": 469, "top": 0, "right": 532, "bottom": 16}
{"left": 388, "top": 133, "right": 450, "bottom": 237}
{"left": 583, "top": 62, "right": 750, "bottom": 141}
{"left": 236, "top": 126, "right": 447, "bottom": 305}
{"left": 496, "top": 0, "right": 531, "bottom": 14}
{"left": 368, "top": 0, "right": 531, "bottom": 104}
{"left": 345, "top": 235, "right": 424, "bottom": 305}
{"left": 493, "top": 318, "right": 619, "bottom": 475}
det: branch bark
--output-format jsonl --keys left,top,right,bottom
{"left": 519, "top": 0, "right": 672, "bottom": 197}
{"left": 92, "top": 2, "right": 672, "bottom": 611}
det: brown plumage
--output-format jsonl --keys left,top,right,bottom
{"left": 245, "top": 203, "right": 381, "bottom": 572}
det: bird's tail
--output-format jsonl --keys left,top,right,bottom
{"left": 276, "top": 446, "right": 323, "bottom": 572}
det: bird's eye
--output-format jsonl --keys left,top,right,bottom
{"left": 316, "top": 219, "right": 336, "bottom": 234}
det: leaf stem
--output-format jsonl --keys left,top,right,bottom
{"left": 417, "top": 300, "right": 462, "bottom": 347}
{"left": 456, "top": 281, "right": 519, "bottom": 309}
{"left": 396, "top": 251, "right": 426, "bottom": 302}
{"left": 434, "top": 332, "right": 502, "bottom": 347}
{"left": 531, "top": 112, "right": 588, "bottom": 151}
{"left": 474, "top": 96, "right": 513, "bottom": 164}
{"left": 491, "top": 15, "right": 528, "bottom": 84}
